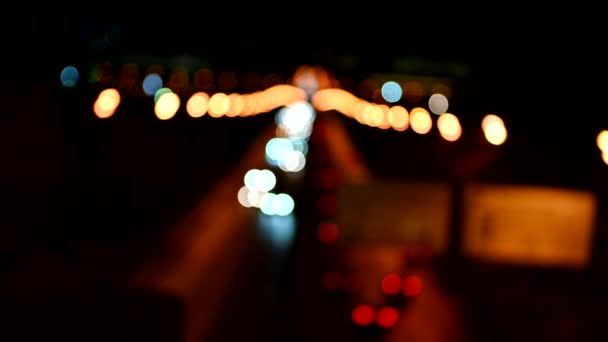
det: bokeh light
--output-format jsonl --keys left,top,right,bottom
{"left": 143, "top": 73, "right": 163, "bottom": 96}
{"left": 60, "top": 66, "right": 79, "bottom": 87}
{"left": 381, "top": 81, "right": 403, "bottom": 103}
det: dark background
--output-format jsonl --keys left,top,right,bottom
{"left": 3, "top": 13, "right": 608, "bottom": 263}
{"left": 2, "top": 14, "right": 608, "bottom": 340}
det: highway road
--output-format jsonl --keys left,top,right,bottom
{"left": 3, "top": 51, "right": 608, "bottom": 341}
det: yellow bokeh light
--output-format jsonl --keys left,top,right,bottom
{"left": 369, "top": 105, "right": 384, "bottom": 127}
{"left": 362, "top": 105, "right": 376, "bottom": 126}
{"left": 354, "top": 101, "right": 370, "bottom": 123}
{"left": 388, "top": 105, "right": 409, "bottom": 131}
{"left": 484, "top": 121, "right": 507, "bottom": 145}
{"left": 596, "top": 130, "right": 608, "bottom": 152}
{"left": 226, "top": 93, "right": 245, "bottom": 117}
{"left": 155, "top": 92, "right": 180, "bottom": 120}
{"left": 208, "top": 92, "right": 230, "bottom": 118}
{"left": 93, "top": 99, "right": 115, "bottom": 119}
{"left": 377, "top": 104, "right": 391, "bottom": 129}
{"left": 312, "top": 88, "right": 358, "bottom": 116}
{"left": 410, "top": 107, "right": 432, "bottom": 134}
{"left": 437, "top": 112, "right": 461, "bottom": 142}
{"left": 482, "top": 114, "right": 504, "bottom": 131}
{"left": 186, "top": 92, "right": 209, "bottom": 118}
{"left": 97, "top": 88, "right": 120, "bottom": 112}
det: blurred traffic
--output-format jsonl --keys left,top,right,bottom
{"left": 3, "top": 20, "right": 608, "bottom": 342}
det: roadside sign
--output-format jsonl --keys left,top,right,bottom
{"left": 462, "top": 183, "right": 597, "bottom": 268}
{"left": 337, "top": 180, "right": 452, "bottom": 255}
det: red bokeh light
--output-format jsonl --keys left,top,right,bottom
{"left": 403, "top": 275, "right": 423, "bottom": 297}
{"left": 376, "top": 306, "right": 399, "bottom": 328}
{"left": 318, "top": 223, "right": 340, "bottom": 244}
{"left": 352, "top": 304, "right": 375, "bottom": 326}
{"left": 321, "top": 271, "right": 344, "bottom": 291}
{"left": 381, "top": 273, "right": 402, "bottom": 295}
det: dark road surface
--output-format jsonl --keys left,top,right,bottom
{"left": 184, "top": 113, "right": 468, "bottom": 342}
{"left": 4, "top": 106, "right": 608, "bottom": 341}
{"left": 197, "top": 111, "right": 608, "bottom": 342}
{"left": 0, "top": 80, "right": 274, "bottom": 341}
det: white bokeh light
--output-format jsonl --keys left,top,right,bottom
{"left": 428, "top": 93, "right": 449, "bottom": 115}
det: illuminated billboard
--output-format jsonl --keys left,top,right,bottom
{"left": 462, "top": 183, "right": 597, "bottom": 268}
{"left": 337, "top": 180, "right": 452, "bottom": 255}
